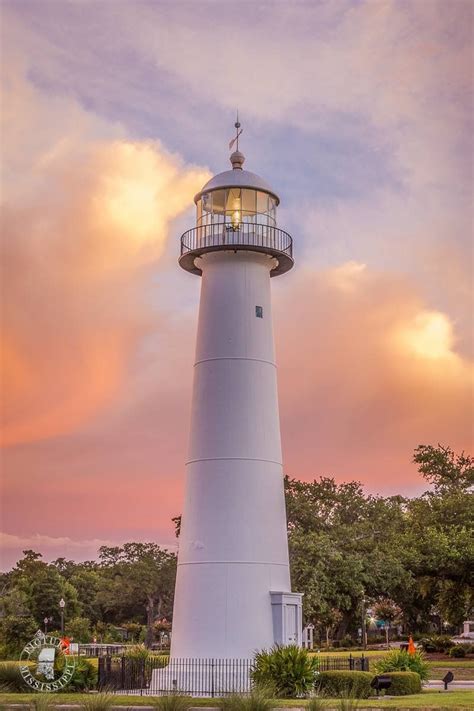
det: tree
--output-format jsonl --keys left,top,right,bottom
{"left": 286, "top": 476, "right": 409, "bottom": 641}
{"left": 1, "top": 444, "right": 470, "bottom": 651}
{"left": 66, "top": 616, "right": 92, "bottom": 642}
{"left": 285, "top": 445, "right": 473, "bottom": 640}
{"left": 172, "top": 516, "right": 181, "bottom": 538}
{"left": 9, "top": 550, "right": 80, "bottom": 629}
{"left": 372, "top": 598, "right": 402, "bottom": 648}
{"left": 0, "top": 615, "right": 38, "bottom": 656}
{"left": 97, "top": 543, "right": 177, "bottom": 647}
{"left": 413, "top": 444, "right": 474, "bottom": 494}
{"left": 69, "top": 568, "right": 103, "bottom": 624}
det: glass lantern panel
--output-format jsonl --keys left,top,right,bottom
{"left": 241, "top": 189, "right": 257, "bottom": 217}
{"left": 210, "top": 189, "right": 226, "bottom": 215}
{"left": 197, "top": 188, "right": 276, "bottom": 227}
{"left": 257, "top": 191, "right": 270, "bottom": 214}
{"left": 201, "top": 192, "right": 212, "bottom": 213}
{"left": 225, "top": 188, "right": 241, "bottom": 213}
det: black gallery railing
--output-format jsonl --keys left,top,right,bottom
{"left": 98, "top": 655, "right": 369, "bottom": 697}
{"left": 180, "top": 223, "right": 293, "bottom": 260}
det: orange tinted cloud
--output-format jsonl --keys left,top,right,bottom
{"left": 0, "top": 64, "right": 208, "bottom": 448}
{"left": 275, "top": 263, "right": 473, "bottom": 489}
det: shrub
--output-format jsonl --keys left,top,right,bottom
{"left": 337, "top": 699, "right": 360, "bottom": 711}
{"left": 150, "top": 696, "right": 193, "bottom": 711}
{"left": 252, "top": 645, "right": 318, "bottom": 697}
{"left": 307, "top": 698, "right": 327, "bottom": 711}
{"left": 449, "top": 645, "right": 466, "bottom": 658}
{"left": 375, "top": 671, "right": 421, "bottom": 696}
{"left": 419, "top": 635, "right": 454, "bottom": 653}
{"left": 0, "top": 662, "right": 27, "bottom": 692}
{"left": 0, "top": 616, "right": 38, "bottom": 657}
{"left": 149, "top": 655, "right": 169, "bottom": 669}
{"left": 61, "top": 657, "right": 97, "bottom": 692}
{"left": 373, "top": 649, "right": 429, "bottom": 682}
{"left": 125, "top": 643, "right": 150, "bottom": 660}
{"left": 315, "top": 671, "right": 373, "bottom": 699}
{"left": 29, "top": 695, "right": 56, "bottom": 711}
{"left": 221, "top": 688, "right": 274, "bottom": 711}
{"left": 339, "top": 637, "right": 355, "bottom": 649}
{"left": 80, "top": 692, "right": 115, "bottom": 711}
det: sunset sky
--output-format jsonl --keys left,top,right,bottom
{"left": 1, "top": 0, "right": 472, "bottom": 570}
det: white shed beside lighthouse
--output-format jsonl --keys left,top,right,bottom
{"left": 171, "top": 141, "right": 302, "bottom": 660}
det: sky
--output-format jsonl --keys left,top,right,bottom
{"left": 0, "top": 0, "right": 473, "bottom": 570}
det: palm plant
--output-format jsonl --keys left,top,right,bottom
{"left": 252, "top": 645, "right": 318, "bottom": 697}
{"left": 0, "top": 662, "right": 26, "bottom": 692}
{"left": 373, "top": 649, "right": 429, "bottom": 682}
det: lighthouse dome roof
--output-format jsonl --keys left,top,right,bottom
{"left": 194, "top": 152, "right": 280, "bottom": 205}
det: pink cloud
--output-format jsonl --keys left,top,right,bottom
{"left": 274, "top": 264, "right": 473, "bottom": 489}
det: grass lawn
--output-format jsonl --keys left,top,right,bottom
{"left": 1, "top": 691, "right": 474, "bottom": 709}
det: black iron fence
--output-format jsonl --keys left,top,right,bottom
{"left": 318, "top": 654, "right": 370, "bottom": 672}
{"left": 98, "top": 655, "right": 369, "bottom": 697}
{"left": 79, "top": 643, "right": 130, "bottom": 657}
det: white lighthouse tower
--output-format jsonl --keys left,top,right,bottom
{"left": 171, "top": 129, "right": 302, "bottom": 660}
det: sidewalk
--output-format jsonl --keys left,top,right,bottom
{"left": 426, "top": 679, "right": 474, "bottom": 690}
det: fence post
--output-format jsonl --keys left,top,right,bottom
{"left": 211, "top": 658, "right": 215, "bottom": 698}
{"left": 98, "top": 657, "right": 104, "bottom": 688}
{"left": 121, "top": 656, "right": 125, "bottom": 690}
{"left": 349, "top": 653, "right": 353, "bottom": 670}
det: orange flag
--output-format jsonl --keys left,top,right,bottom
{"left": 408, "top": 636, "right": 416, "bottom": 655}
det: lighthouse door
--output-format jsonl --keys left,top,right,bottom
{"left": 285, "top": 604, "right": 298, "bottom": 644}
{"left": 270, "top": 592, "right": 303, "bottom": 646}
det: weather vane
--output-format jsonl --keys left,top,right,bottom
{"left": 228, "top": 111, "right": 243, "bottom": 152}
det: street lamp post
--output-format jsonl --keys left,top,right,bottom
{"left": 361, "top": 597, "right": 368, "bottom": 650}
{"left": 59, "top": 598, "right": 65, "bottom": 635}
{"left": 44, "top": 617, "right": 49, "bottom": 634}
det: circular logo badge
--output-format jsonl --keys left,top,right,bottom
{"left": 20, "top": 631, "right": 76, "bottom": 692}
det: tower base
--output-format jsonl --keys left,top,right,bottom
{"left": 149, "top": 661, "right": 251, "bottom": 696}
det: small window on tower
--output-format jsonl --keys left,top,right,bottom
{"left": 256, "top": 306, "right": 263, "bottom": 318}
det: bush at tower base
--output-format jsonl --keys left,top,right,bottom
{"left": 251, "top": 645, "right": 319, "bottom": 697}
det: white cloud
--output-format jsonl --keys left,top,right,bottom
{"left": 0, "top": 532, "right": 116, "bottom": 551}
